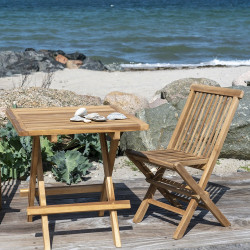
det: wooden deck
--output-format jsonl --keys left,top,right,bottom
{"left": 1, "top": 173, "right": 250, "bottom": 249}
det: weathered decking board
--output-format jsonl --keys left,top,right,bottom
{"left": 1, "top": 173, "right": 250, "bottom": 250}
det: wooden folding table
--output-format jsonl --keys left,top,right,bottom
{"left": 6, "top": 105, "right": 148, "bottom": 249}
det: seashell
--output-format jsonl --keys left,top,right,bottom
{"left": 107, "top": 112, "right": 127, "bottom": 120}
{"left": 70, "top": 116, "right": 92, "bottom": 123}
{"left": 74, "top": 107, "right": 87, "bottom": 117}
{"left": 92, "top": 116, "right": 107, "bottom": 122}
{"left": 83, "top": 118, "right": 91, "bottom": 123}
{"left": 84, "top": 113, "right": 100, "bottom": 120}
{"left": 70, "top": 115, "right": 86, "bottom": 122}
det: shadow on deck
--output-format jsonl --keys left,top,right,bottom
{"left": 1, "top": 173, "right": 250, "bottom": 249}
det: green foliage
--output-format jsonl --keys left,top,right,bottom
{"left": 0, "top": 122, "right": 103, "bottom": 185}
{"left": 0, "top": 122, "right": 54, "bottom": 181}
{"left": 65, "top": 133, "right": 102, "bottom": 159}
{"left": 0, "top": 122, "right": 32, "bottom": 180}
{"left": 239, "top": 165, "right": 250, "bottom": 172}
{"left": 52, "top": 150, "right": 92, "bottom": 185}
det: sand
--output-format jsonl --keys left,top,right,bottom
{"left": 2, "top": 65, "right": 250, "bottom": 179}
{"left": 1, "top": 66, "right": 249, "bottom": 101}
{"left": 42, "top": 156, "right": 250, "bottom": 183}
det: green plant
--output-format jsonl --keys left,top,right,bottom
{"left": 0, "top": 122, "right": 32, "bottom": 180}
{"left": 124, "top": 159, "right": 138, "bottom": 171}
{"left": 239, "top": 165, "right": 250, "bottom": 172}
{"left": 0, "top": 122, "right": 105, "bottom": 184}
{"left": 0, "top": 121, "right": 54, "bottom": 181}
{"left": 65, "top": 133, "right": 103, "bottom": 160}
{"left": 124, "top": 159, "right": 135, "bottom": 167}
{"left": 216, "top": 160, "right": 221, "bottom": 165}
{"left": 52, "top": 150, "right": 92, "bottom": 185}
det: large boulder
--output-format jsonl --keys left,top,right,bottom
{"left": 232, "top": 71, "right": 250, "bottom": 87}
{"left": 80, "top": 57, "right": 107, "bottom": 71}
{"left": 103, "top": 91, "right": 149, "bottom": 114}
{"left": 121, "top": 84, "right": 250, "bottom": 160}
{"left": 220, "top": 86, "right": 250, "bottom": 159}
{"left": 0, "top": 50, "right": 64, "bottom": 77}
{"left": 120, "top": 102, "right": 178, "bottom": 151}
{"left": 155, "top": 78, "right": 220, "bottom": 110}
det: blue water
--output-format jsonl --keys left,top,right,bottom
{"left": 0, "top": 0, "right": 250, "bottom": 67}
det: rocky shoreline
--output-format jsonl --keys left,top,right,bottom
{"left": 0, "top": 51, "right": 249, "bottom": 178}
{"left": 0, "top": 49, "right": 107, "bottom": 78}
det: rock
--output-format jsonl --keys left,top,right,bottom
{"left": 71, "top": 60, "right": 83, "bottom": 66}
{"left": 25, "top": 48, "right": 36, "bottom": 52}
{"left": 55, "top": 54, "right": 68, "bottom": 64}
{"left": 66, "top": 60, "right": 79, "bottom": 69}
{"left": 80, "top": 57, "right": 107, "bottom": 71}
{"left": 155, "top": 78, "right": 220, "bottom": 110}
{"left": 65, "top": 52, "right": 86, "bottom": 61}
{"left": 0, "top": 50, "right": 64, "bottom": 77}
{"left": 103, "top": 91, "right": 149, "bottom": 114}
{"left": 0, "top": 49, "right": 106, "bottom": 77}
{"left": 232, "top": 71, "right": 250, "bottom": 87}
{"left": 149, "top": 98, "right": 168, "bottom": 109}
{"left": 120, "top": 102, "right": 178, "bottom": 151}
{"left": 120, "top": 85, "right": 250, "bottom": 160}
{"left": 220, "top": 86, "right": 250, "bottom": 159}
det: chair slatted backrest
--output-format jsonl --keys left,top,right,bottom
{"left": 168, "top": 84, "right": 244, "bottom": 159}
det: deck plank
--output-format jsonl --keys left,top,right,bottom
{"left": 1, "top": 173, "right": 250, "bottom": 249}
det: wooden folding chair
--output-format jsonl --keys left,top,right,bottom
{"left": 126, "top": 84, "right": 244, "bottom": 239}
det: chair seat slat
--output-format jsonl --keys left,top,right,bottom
{"left": 130, "top": 149, "right": 208, "bottom": 167}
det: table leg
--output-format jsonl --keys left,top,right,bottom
{"left": 27, "top": 136, "right": 39, "bottom": 222}
{"left": 28, "top": 136, "right": 51, "bottom": 249}
{"left": 99, "top": 133, "right": 119, "bottom": 217}
{"left": 99, "top": 133, "right": 121, "bottom": 247}
{"left": 36, "top": 137, "right": 51, "bottom": 250}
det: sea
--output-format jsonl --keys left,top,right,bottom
{"left": 0, "top": 0, "right": 250, "bottom": 69}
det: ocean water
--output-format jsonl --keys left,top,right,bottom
{"left": 0, "top": 0, "right": 250, "bottom": 68}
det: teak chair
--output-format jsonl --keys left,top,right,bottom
{"left": 126, "top": 84, "right": 244, "bottom": 239}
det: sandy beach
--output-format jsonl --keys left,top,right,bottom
{"left": 1, "top": 66, "right": 249, "bottom": 101}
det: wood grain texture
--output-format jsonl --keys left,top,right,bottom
{"left": 5, "top": 105, "right": 148, "bottom": 249}
{"left": 6, "top": 105, "right": 149, "bottom": 136}
{"left": 126, "top": 84, "right": 244, "bottom": 240}
{"left": 20, "top": 184, "right": 104, "bottom": 197}
{"left": 27, "top": 200, "right": 131, "bottom": 216}
{"left": 1, "top": 174, "right": 250, "bottom": 249}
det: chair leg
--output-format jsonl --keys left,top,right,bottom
{"left": 175, "top": 163, "right": 230, "bottom": 229}
{"left": 133, "top": 183, "right": 157, "bottom": 223}
{"left": 173, "top": 199, "right": 198, "bottom": 239}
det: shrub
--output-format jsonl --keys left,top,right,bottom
{"left": 0, "top": 122, "right": 54, "bottom": 181}
{"left": 0, "top": 122, "right": 103, "bottom": 184}
{"left": 51, "top": 150, "right": 92, "bottom": 185}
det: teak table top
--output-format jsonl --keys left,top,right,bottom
{"left": 6, "top": 105, "right": 149, "bottom": 136}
